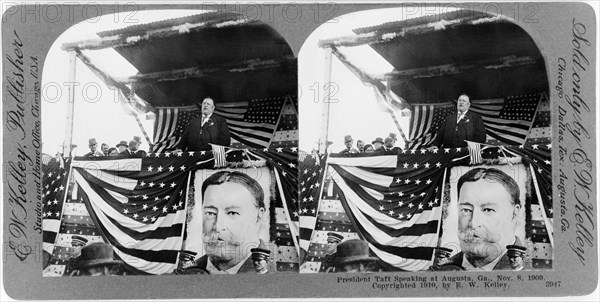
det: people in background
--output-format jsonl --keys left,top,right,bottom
{"left": 126, "top": 140, "right": 147, "bottom": 157}
{"left": 71, "top": 242, "right": 123, "bottom": 276}
{"left": 101, "top": 143, "right": 109, "bottom": 156}
{"left": 334, "top": 239, "right": 378, "bottom": 273}
{"left": 339, "top": 135, "right": 359, "bottom": 154}
{"left": 83, "top": 138, "right": 104, "bottom": 157}
{"left": 116, "top": 141, "right": 128, "bottom": 154}
{"left": 371, "top": 137, "right": 384, "bottom": 151}
{"left": 250, "top": 241, "right": 272, "bottom": 274}
{"left": 356, "top": 140, "right": 365, "bottom": 153}
{"left": 322, "top": 232, "right": 344, "bottom": 273}
{"left": 363, "top": 144, "right": 375, "bottom": 153}
{"left": 107, "top": 147, "right": 119, "bottom": 156}
{"left": 507, "top": 245, "right": 527, "bottom": 271}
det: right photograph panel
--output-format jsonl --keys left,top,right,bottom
{"left": 298, "top": 6, "right": 552, "bottom": 273}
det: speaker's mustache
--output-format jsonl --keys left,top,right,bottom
{"left": 458, "top": 228, "right": 489, "bottom": 243}
{"left": 203, "top": 233, "right": 240, "bottom": 246}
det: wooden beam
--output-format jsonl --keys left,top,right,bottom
{"left": 318, "top": 14, "right": 506, "bottom": 49}
{"left": 62, "top": 16, "right": 256, "bottom": 51}
{"left": 378, "top": 55, "right": 540, "bottom": 82}
{"left": 115, "top": 56, "right": 296, "bottom": 84}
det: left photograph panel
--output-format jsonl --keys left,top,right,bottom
{"left": 41, "top": 9, "right": 299, "bottom": 276}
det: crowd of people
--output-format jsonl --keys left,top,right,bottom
{"left": 82, "top": 136, "right": 148, "bottom": 158}
{"left": 338, "top": 133, "right": 402, "bottom": 154}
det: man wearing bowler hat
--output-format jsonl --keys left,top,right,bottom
{"left": 71, "top": 242, "right": 122, "bottom": 276}
{"left": 116, "top": 140, "right": 129, "bottom": 154}
{"left": 83, "top": 138, "right": 104, "bottom": 157}
{"left": 339, "top": 135, "right": 359, "bottom": 154}
{"left": 371, "top": 137, "right": 384, "bottom": 151}
{"left": 334, "top": 239, "right": 378, "bottom": 273}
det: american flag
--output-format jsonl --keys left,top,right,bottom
{"left": 407, "top": 103, "right": 456, "bottom": 149}
{"left": 70, "top": 152, "right": 214, "bottom": 275}
{"left": 298, "top": 152, "right": 328, "bottom": 256}
{"left": 152, "top": 96, "right": 288, "bottom": 153}
{"left": 42, "top": 157, "right": 71, "bottom": 254}
{"left": 407, "top": 93, "right": 543, "bottom": 149}
{"left": 317, "top": 150, "right": 463, "bottom": 271}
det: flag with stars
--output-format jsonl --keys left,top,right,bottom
{"left": 70, "top": 152, "right": 214, "bottom": 275}
{"left": 298, "top": 152, "right": 328, "bottom": 256}
{"left": 407, "top": 93, "right": 544, "bottom": 149}
{"left": 152, "top": 96, "right": 290, "bottom": 152}
{"left": 324, "top": 150, "right": 461, "bottom": 271}
{"left": 42, "top": 157, "right": 72, "bottom": 253}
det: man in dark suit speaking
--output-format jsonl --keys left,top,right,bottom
{"left": 177, "top": 97, "right": 231, "bottom": 152}
{"left": 430, "top": 94, "right": 486, "bottom": 149}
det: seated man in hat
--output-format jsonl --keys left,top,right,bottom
{"left": 339, "top": 135, "right": 359, "bottom": 154}
{"left": 180, "top": 171, "right": 265, "bottom": 274}
{"left": 440, "top": 168, "right": 528, "bottom": 271}
{"left": 334, "top": 239, "right": 378, "bottom": 273}
{"left": 251, "top": 241, "right": 272, "bottom": 274}
{"left": 83, "top": 138, "right": 104, "bottom": 157}
{"left": 71, "top": 242, "right": 123, "bottom": 277}
{"left": 507, "top": 245, "right": 527, "bottom": 271}
{"left": 176, "top": 97, "right": 231, "bottom": 152}
{"left": 322, "top": 232, "right": 344, "bottom": 273}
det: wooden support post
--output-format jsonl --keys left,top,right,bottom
{"left": 62, "top": 51, "right": 77, "bottom": 156}
{"left": 318, "top": 48, "right": 333, "bottom": 154}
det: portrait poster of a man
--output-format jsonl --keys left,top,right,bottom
{"left": 182, "top": 168, "right": 278, "bottom": 274}
{"left": 440, "top": 165, "right": 530, "bottom": 271}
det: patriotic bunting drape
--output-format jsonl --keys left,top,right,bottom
{"left": 326, "top": 151, "right": 460, "bottom": 271}
{"left": 42, "top": 157, "right": 72, "bottom": 255}
{"left": 407, "top": 93, "right": 544, "bottom": 149}
{"left": 44, "top": 147, "right": 300, "bottom": 275}
{"left": 71, "top": 154, "right": 211, "bottom": 274}
{"left": 300, "top": 143, "right": 552, "bottom": 271}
